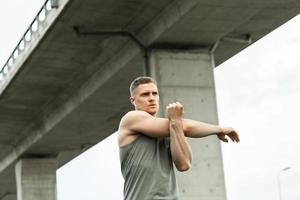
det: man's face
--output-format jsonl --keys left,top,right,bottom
{"left": 130, "top": 83, "right": 159, "bottom": 115}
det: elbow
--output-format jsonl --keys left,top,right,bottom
{"left": 176, "top": 161, "right": 191, "bottom": 172}
{"left": 182, "top": 120, "right": 192, "bottom": 137}
{"left": 178, "top": 165, "right": 190, "bottom": 172}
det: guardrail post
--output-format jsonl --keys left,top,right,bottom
{"left": 51, "top": 0, "right": 58, "bottom": 8}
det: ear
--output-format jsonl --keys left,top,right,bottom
{"left": 129, "top": 96, "right": 135, "bottom": 107}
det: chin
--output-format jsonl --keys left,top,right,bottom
{"left": 147, "top": 109, "right": 157, "bottom": 116}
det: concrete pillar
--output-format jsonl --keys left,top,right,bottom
{"left": 15, "top": 158, "right": 57, "bottom": 200}
{"left": 149, "top": 50, "right": 226, "bottom": 200}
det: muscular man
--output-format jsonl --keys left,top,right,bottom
{"left": 118, "top": 76, "right": 239, "bottom": 200}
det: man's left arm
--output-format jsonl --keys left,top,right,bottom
{"left": 167, "top": 102, "right": 192, "bottom": 172}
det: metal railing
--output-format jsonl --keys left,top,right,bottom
{"left": 0, "top": 0, "right": 56, "bottom": 84}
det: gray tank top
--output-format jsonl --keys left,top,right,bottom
{"left": 119, "top": 134, "right": 179, "bottom": 200}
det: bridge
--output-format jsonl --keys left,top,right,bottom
{"left": 0, "top": 0, "right": 299, "bottom": 199}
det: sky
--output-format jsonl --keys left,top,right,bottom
{"left": 1, "top": 1, "right": 299, "bottom": 200}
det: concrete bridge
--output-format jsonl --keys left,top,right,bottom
{"left": 0, "top": 0, "right": 299, "bottom": 199}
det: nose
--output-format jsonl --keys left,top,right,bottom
{"left": 149, "top": 93, "right": 155, "bottom": 101}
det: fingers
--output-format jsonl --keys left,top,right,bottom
{"left": 166, "top": 102, "right": 184, "bottom": 119}
{"left": 228, "top": 129, "right": 240, "bottom": 143}
{"left": 219, "top": 127, "right": 240, "bottom": 143}
{"left": 167, "top": 102, "right": 183, "bottom": 107}
{"left": 225, "top": 133, "right": 237, "bottom": 143}
{"left": 222, "top": 137, "right": 229, "bottom": 143}
{"left": 166, "top": 102, "right": 184, "bottom": 111}
{"left": 232, "top": 131, "right": 240, "bottom": 143}
{"left": 228, "top": 134, "right": 237, "bottom": 142}
{"left": 218, "top": 134, "right": 228, "bottom": 143}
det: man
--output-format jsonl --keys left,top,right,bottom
{"left": 118, "top": 76, "right": 239, "bottom": 200}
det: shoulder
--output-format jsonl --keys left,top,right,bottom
{"left": 124, "top": 110, "right": 151, "bottom": 118}
{"left": 120, "top": 110, "right": 151, "bottom": 126}
{"left": 118, "top": 111, "right": 150, "bottom": 146}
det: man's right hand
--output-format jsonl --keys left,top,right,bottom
{"left": 217, "top": 127, "right": 240, "bottom": 143}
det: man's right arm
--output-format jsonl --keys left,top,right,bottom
{"left": 183, "top": 119, "right": 240, "bottom": 142}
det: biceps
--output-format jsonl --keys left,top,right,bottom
{"left": 131, "top": 117, "right": 170, "bottom": 137}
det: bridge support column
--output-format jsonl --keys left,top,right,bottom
{"left": 15, "top": 158, "right": 57, "bottom": 200}
{"left": 149, "top": 49, "right": 226, "bottom": 200}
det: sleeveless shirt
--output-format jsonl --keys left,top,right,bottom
{"left": 119, "top": 134, "right": 179, "bottom": 200}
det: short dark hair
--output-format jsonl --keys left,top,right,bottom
{"left": 130, "top": 76, "right": 156, "bottom": 95}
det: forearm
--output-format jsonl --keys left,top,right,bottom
{"left": 169, "top": 119, "right": 192, "bottom": 172}
{"left": 182, "top": 118, "right": 222, "bottom": 138}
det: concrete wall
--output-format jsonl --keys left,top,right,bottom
{"left": 149, "top": 50, "right": 226, "bottom": 200}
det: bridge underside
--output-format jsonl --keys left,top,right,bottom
{"left": 1, "top": 0, "right": 300, "bottom": 198}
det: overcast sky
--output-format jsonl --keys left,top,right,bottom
{"left": 1, "top": 1, "right": 299, "bottom": 200}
